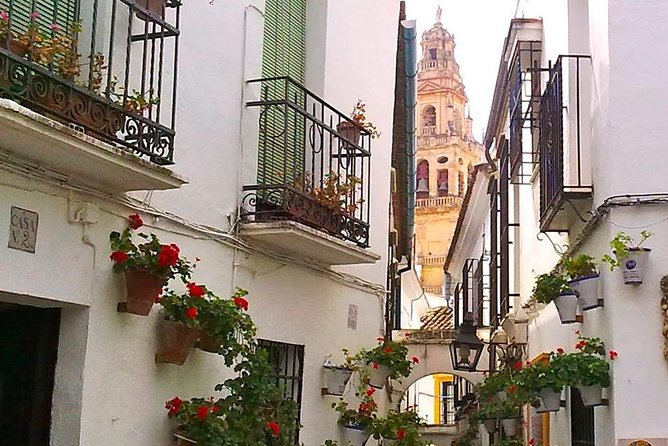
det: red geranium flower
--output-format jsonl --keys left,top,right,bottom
{"left": 529, "top": 438, "right": 535, "bottom": 446}
{"left": 372, "top": 362, "right": 379, "bottom": 369}
{"left": 575, "top": 341, "right": 587, "bottom": 350}
{"left": 157, "top": 244, "right": 180, "bottom": 268}
{"left": 609, "top": 350, "right": 618, "bottom": 360}
{"left": 212, "top": 405, "right": 219, "bottom": 414}
{"left": 397, "top": 428, "right": 406, "bottom": 440}
{"left": 185, "top": 306, "right": 198, "bottom": 320}
{"left": 556, "top": 347, "right": 565, "bottom": 354}
{"left": 376, "top": 337, "right": 385, "bottom": 342}
{"left": 412, "top": 356, "right": 420, "bottom": 364}
{"left": 128, "top": 213, "right": 143, "bottom": 230}
{"left": 165, "top": 397, "right": 183, "bottom": 416}
{"left": 366, "top": 388, "right": 375, "bottom": 397}
{"left": 155, "top": 294, "right": 162, "bottom": 304}
{"left": 513, "top": 360, "right": 523, "bottom": 370}
{"left": 187, "top": 282, "right": 206, "bottom": 298}
{"left": 110, "top": 250, "right": 129, "bottom": 263}
{"left": 196, "top": 405, "right": 209, "bottom": 420}
{"left": 266, "top": 421, "right": 280, "bottom": 437}
{"left": 234, "top": 296, "right": 249, "bottom": 311}
{"left": 508, "top": 384, "right": 517, "bottom": 394}
{"left": 383, "top": 347, "right": 393, "bottom": 354}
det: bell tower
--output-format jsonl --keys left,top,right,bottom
{"left": 414, "top": 7, "right": 483, "bottom": 298}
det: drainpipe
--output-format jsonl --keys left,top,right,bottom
{"left": 395, "top": 18, "right": 417, "bottom": 330}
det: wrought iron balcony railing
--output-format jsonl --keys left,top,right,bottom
{"left": 538, "top": 55, "right": 593, "bottom": 231}
{"left": 243, "top": 77, "right": 372, "bottom": 248}
{"left": 0, "top": 0, "right": 180, "bottom": 165}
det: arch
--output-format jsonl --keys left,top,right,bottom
{"left": 422, "top": 105, "right": 437, "bottom": 131}
{"left": 416, "top": 160, "right": 430, "bottom": 199}
{"left": 437, "top": 169, "right": 449, "bottom": 197}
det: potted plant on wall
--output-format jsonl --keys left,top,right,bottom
{"left": 155, "top": 286, "right": 206, "bottom": 365}
{"left": 0, "top": 10, "right": 29, "bottom": 57}
{"left": 337, "top": 99, "right": 381, "bottom": 147}
{"left": 323, "top": 355, "right": 354, "bottom": 397}
{"left": 110, "top": 214, "right": 193, "bottom": 316}
{"left": 375, "top": 409, "right": 427, "bottom": 445}
{"left": 532, "top": 273, "right": 578, "bottom": 324}
{"left": 332, "top": 389, "right": 377, "bottom": 446}
{"left": 551, "top": 335, "right": 613, "bottom": 407}
{"left": 601, "top": 231, "right": 653, "bottom": 285}
{"left": 563, "top": 254, "right": 601, "bottom": 310}
{"left": 349, "top": 339, "right": 415, "bottom": 389}
{"left": 519, "top": 358, "right": 565, "bottom": 413}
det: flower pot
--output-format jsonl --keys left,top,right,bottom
{"left": 501, "top": 418, "right": 519, "bottom": 437}
{"left": 620, "top": 248, "right": 651, "bottom": 285}
{"left": 136, "top": 0, "right": 167, "bottom": 21}
{"left": 552, "top": 292, "right": 579, "bottom": 324}
{"left": 482, "top": 418, "right": 497, "bottom": 434}
{"left": 337, "top": 121, "right": 362, "bottom": 147}
{"left": 119, "top": 269, "right": 167, "bottom": 316}
{"left": 323, "top": 365, "right": 353, "bottom": 396}
{"left": 576, "top": 385, "right": 604, "bottom": 407}
{"left": 381, "top": 439, "right": 398, "bottom": 446}
{"left": 174, "top": 433, "right": 197, "bottom": 445}
{"left": 495, "top": 390, "right": 507, "bottom": 401}
{"left": 342, "top": 424, "right": 370, "bottom": 446}
{"left": 367, "top": 364, "right": 392, "bottom": 389}
{"left": 539, "top": 387, "right": 562, "bottom": 412}
{"left": 197, "top": 333, "right": 221, "bottom": 353}
{"left": 0, "top": 39, "right": 28, "bottom": 58}
{"left": 569, "top": 273, "right": 601, "bottom": 310}
{"left": 155, "top": 319, "right": 200, "bottom": 365}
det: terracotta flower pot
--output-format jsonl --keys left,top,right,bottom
{"left": 155, "top": 319, "right": 200, "bottom": 365}
{"left": 576, "top": 385, "right": 604, "bottom": 407}
{"left": 136, "top": 0, "right": 167, "bottom": 21}
{"left": 197, "top": 333, "right": 221, "bottom": 353}
{"left": 337, "top": 120, "right": 362, "bottom": 147}
{"left": 323, "top": 365, "right": 353, "bottom": 396}
{"left": 119, "top": 269, "right": 166, "bottom": 316}
{"left": 0, "top": 39, "right": 28, "bottom": 58}
{"left": 367, "top": 364, "right": 392, "bottom": 389}
{"left": 621, "top": 248, "right": 651, "bottom": 285}
{"left": 342, "top": 424, "right": 370, "bottom": 446}
{"left": 569, "top": 273, "right": 601, "bottom": 310}
{"left": 552, "top": 292, "right": 578, "bottom": 324}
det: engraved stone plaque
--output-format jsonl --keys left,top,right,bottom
{"left": 8, "top": 207, "right": 39, "bottom": 253}
{"left": 347, "top": 304, "right": 358, "bottom": 330}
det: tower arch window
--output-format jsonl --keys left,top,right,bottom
{"left": 423, "top": 105, "right": 437, "bottom": 127}
{"left": 429, "top": 48, "right": 438, "bottom": 60}
{"left": 438, "top": 169, "right": 449, "bottom": 197}
{"left": 416, "top": 160, "right": 430, "bottom": 199}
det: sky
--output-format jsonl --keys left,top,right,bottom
{"left": 404, "top": 0, "right": 518, "bottom": 141}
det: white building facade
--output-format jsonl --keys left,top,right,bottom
{"left": 447, "top": 1, "right": 668, "bottom": 445}
{"left": 0, "top": 1, "right": 401, "bottom": 445}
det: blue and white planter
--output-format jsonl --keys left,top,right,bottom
{"left": 552, "top": 292, "right": 579, "bottom": 324}
{"left": 621, "top": 248, "right": 651, "bottom": 285}
{"left": 323, "top": 365, "right": 353, "bottom": 396}
{"left": 342, "top": 424, "right": 370, "bottom": 446}
{"left": 569, "top": 273, "right": 601, "bottom": 310}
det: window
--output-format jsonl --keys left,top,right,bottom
{"left": 571, "top": 388, "right": 595, "bottom": 445}
{"left": 416, "top": 160, "right": 430, "bottom": 199}
{"left": 437, "top": 169, "right": 448, "bottom": 197}
{"left": 429, "top": 48, "right": 437, "bottom": 60}
{"left": 258, "top": 339, "right": 305, "bottom": 445}
{"left": 436, "top": 377, "right": 455, "bottom": 425}
{"left": 458, "top": 171, "right": 465, "bottom": 196}
{"left": 423, "top": 105, "right": 436, "bottom": 129}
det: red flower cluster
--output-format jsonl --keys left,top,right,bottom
{"left": 110, "top": 250, "right": 129, "bottom": 263}
{"left": 371, "top": 362, "right": 379, "bottom": 369}
{"left": 575, "top": 340, "right": 587, "bottom": 350}
{"left": 165, "top": 397, "right": 183, "bottom": 416}
{"left": 383, "top": 346, "right": 393, "bottom": 354}
{"left": 609, "top": 350, "right": 618, "bottom": 360}
{"left": 397, "top": 428, "right": 406, "bottom": 440}
{"left": 508, "top": 384, "right": 517, "bottom": 394}
{"left": 412, "top": 356, "right": 420, "bottom": 364}
{"left": 366, "top": 388, "right": 375, "bottom": 397}
{"left": 187, "top": 282, "right": 206, "bottom": 298}
{"left": 556, "top": 347, "right": 565, "bottom": 354}
{"left": 266, "top": 421, "right": 280, "bottom": 437}
{"left": 158, "top": 244, "right": 180, "bottom": 268}
{"left": 358, "top": 400, "right": 376, "bottom": 414}
{"left": 196, "top": 405, "right": 209, "bottom": 420}
{"left": 513, "top": 360, "right": 523, "bottom": 370}
{"left": 234, "top": 296, "right": 249, "bottom": 311}
{"left": 185, "top": 306, "right": 198, "bottom": 320}
{"left": 128, "top": 213, "right": 143, "bottom": 230}
{"left": 376, "top": 337, "right": 385, "bottom": 343}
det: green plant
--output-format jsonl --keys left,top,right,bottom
{"left": 550, "top": 335, "right": 612, "bottom": 388}
{"left": 332, "top": 385, "right": 378, "bottom": 429}
{"left": 476, "top": 369, "right": 513, "bottom": 401}
{"left": 347, "top": 339, "right": 415, "bottom": 380}
{"left": 350, "top": 99, "right": 381, "bottom": 139}
{"left": 295, "top": 172, "right": 363, "bottom": 216}
{"left": 563, "top": 254, "right": 597, "bottom": 279}
{"left": 532, "top": 273, "right": 571, "bottom": 304}
{"left": 475, "top": 399, "right": 521, "bottom": 420}
{"left": 109, "top": 214, "right": 194, "bottom": 281}
{"left": 373, "top": 409, "right": 427, "bottom": 444}
{"left": 601, "top": 230, "right": 653, "bottom": 271}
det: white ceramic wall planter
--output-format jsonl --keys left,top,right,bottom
{"left": 538, "top": 387, "right": 563, "bottom": 412}
{"left": 553, "top": 292, "right": 579, "bottom": 324}
{"left": 501, "top": 418, "right": 519, "bottom": 437}
{"left": 367, "top": 364, "right": 392, "bottom": 389}
{"left": 342, "top": 425, "right": 370, "bottom": 446}
{"left": 576, "top": 385, "right": 605, "bottom": 407}
{"left": 569, "top": 273, "right": 602, "bottom": 310}
{"left": 323, "top": 365, "right": 353, "bottom": 396}
{"left": 482, "top": 418, "right": 497, "bottom": 434}
{"left": 621, "top": 248, "right": 651, "bottom": 285}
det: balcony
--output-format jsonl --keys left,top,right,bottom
{"left": 241, "top": 77, "right": 379, "bottom": 266}
{"left": 415, "top": 195, "right": 463, "bottom": 212}
{"left": 538, "top": 55, "right": 593, "bottom": 232}
{"left": 0, "top": 0, "right": 183, "bottom": 192}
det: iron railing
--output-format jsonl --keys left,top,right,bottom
{"left": 0, "top": 0, "right": 180, "bottom": 164}
{"left": 243, "top": 77, "right": 372, "bottom": 247}
{"left": 538, "top": 55, "right": 593, "bottom": 229}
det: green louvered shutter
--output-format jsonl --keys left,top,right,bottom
{"left": 1, "top": 0, "right": 78, "bottom": 37}
{"left": 258, "top": 0, "right": 306, "bottom": 187}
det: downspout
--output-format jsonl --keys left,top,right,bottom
{"left": 395, "top": 18, "right": 417, "bottom": 330}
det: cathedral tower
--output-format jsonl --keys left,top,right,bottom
{"left": 415, "top": 8, "right": 483, "bottom": 296}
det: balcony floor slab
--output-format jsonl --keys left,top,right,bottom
{"left": 239, "top": 220, "right": 380, "bottom": 266}
{"left": 0, "top": 99, "right": 186, "bottom": 193}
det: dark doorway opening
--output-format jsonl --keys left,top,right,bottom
{"left": 0, "top": 303, "right": 60, "bottom": 446}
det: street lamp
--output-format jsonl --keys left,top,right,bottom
{"left": 449, "top": 312, "right": 484, "bottom": 372}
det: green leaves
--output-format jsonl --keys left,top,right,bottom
{"left": 562, "top": 254, "right": 597, "bottom": 279}
{"left": 532, "top": 273, "right": 571, "bottom": 304}
{"left": 601, "top": 231, "right": 653, "bottom": 271}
